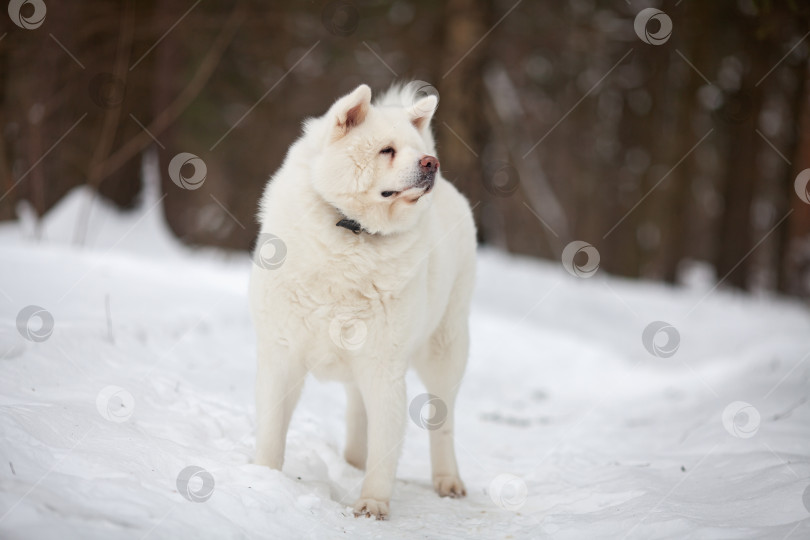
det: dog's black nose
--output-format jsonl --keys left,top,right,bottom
{"left": 419, "top": 155, "right": 439, "bottom": 172}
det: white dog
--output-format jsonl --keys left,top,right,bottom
{"left": 248, "top": 82, "right": 476, "bottom": 520}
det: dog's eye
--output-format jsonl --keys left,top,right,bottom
{"left": 380, "top": 147, "right": 396, "bottom": 156}
{"left": 381, "top": 191, "right": 398, "bottom": 198}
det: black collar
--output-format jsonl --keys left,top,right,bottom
{"left": 336, "top": 217, "right": 365, "bottom": 235}
{"left": 333, "top": 205, "right": 371, "bottom": 235}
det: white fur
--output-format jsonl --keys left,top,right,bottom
{"left": 248, "top": 83, "right": 476, "bottom": 520}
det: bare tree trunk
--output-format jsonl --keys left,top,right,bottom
{"left": 438, "top": 0, "right": 492, "bottom": 241}
{"left": 483, "top": 64, "right": 568, "bottom": 257}
{"left": 74, "top": 0, "right": 136, "bottom": 245}
{"left": 780, "top": 57, "right": 810, "bottom": 296}
{"left": 714, "top": 42, "right": 766, "bottom": 290}
{"left": 659, "top": 9, "right": 706, "bottom": 284}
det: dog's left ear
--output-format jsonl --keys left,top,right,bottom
{"left": 407, "top": 96, "right": 437, "bottom": 132}
{"left": 329, "top": 84, "right": 372, "bottom": 138}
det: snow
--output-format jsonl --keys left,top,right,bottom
{"left": 1, "top": 178, "right": 809, "bottom": 539}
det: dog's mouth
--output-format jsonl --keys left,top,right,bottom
{"left": 403, "top": 173, "right": 435, "bottom": 202}
{"left": 403, "top": 184, "right": 433, "bottom": 203}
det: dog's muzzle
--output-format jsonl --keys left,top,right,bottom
{"left": 414, "top": 155, "right": 439, "bottom": 192}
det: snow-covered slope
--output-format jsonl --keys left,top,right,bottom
{"left": 1, "top": 184, "right": 809, "bottom": 539}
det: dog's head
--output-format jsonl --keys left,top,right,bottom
{"left": 308, "top": 84, "right": 439, "bottom": 235}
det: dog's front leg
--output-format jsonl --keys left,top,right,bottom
{"left": 351, "top": 363, "right": 406, "bottom": 520}
{"left": 254, "top": 341, "right": 306, "bottom": 470}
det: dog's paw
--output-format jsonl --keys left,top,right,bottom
{"left": 352, "top": 498, "right": 389, "bottom": 520}
{"left": 433, "top": 475, "right": 466, "bottom": 498}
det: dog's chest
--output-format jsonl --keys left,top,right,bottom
{"left": 291, "top": 264, "right": 429, "bottom": 378}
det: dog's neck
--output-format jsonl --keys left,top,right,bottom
{"left": 333, "top": 207, "right": 371, "bottom": 235}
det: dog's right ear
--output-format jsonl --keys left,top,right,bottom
{"left": 329, "top": 84, "right": 372, "bottom": 139}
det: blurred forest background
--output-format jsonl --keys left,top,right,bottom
{"left": 1, "top": 0, "right": 810, "bottom": 297}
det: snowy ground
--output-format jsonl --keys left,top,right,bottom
{"left": 1, "top": 183, "right": 809, "bottom": 540}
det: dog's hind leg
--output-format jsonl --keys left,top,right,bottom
{"left": 414, "top": 300, "right": 470, "bottom": 498}
{"left": 344, "top": 383, "right": 368, "bottom": 469}
{"left": 254, "top": 341, "right": 306, "bottom": 470}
